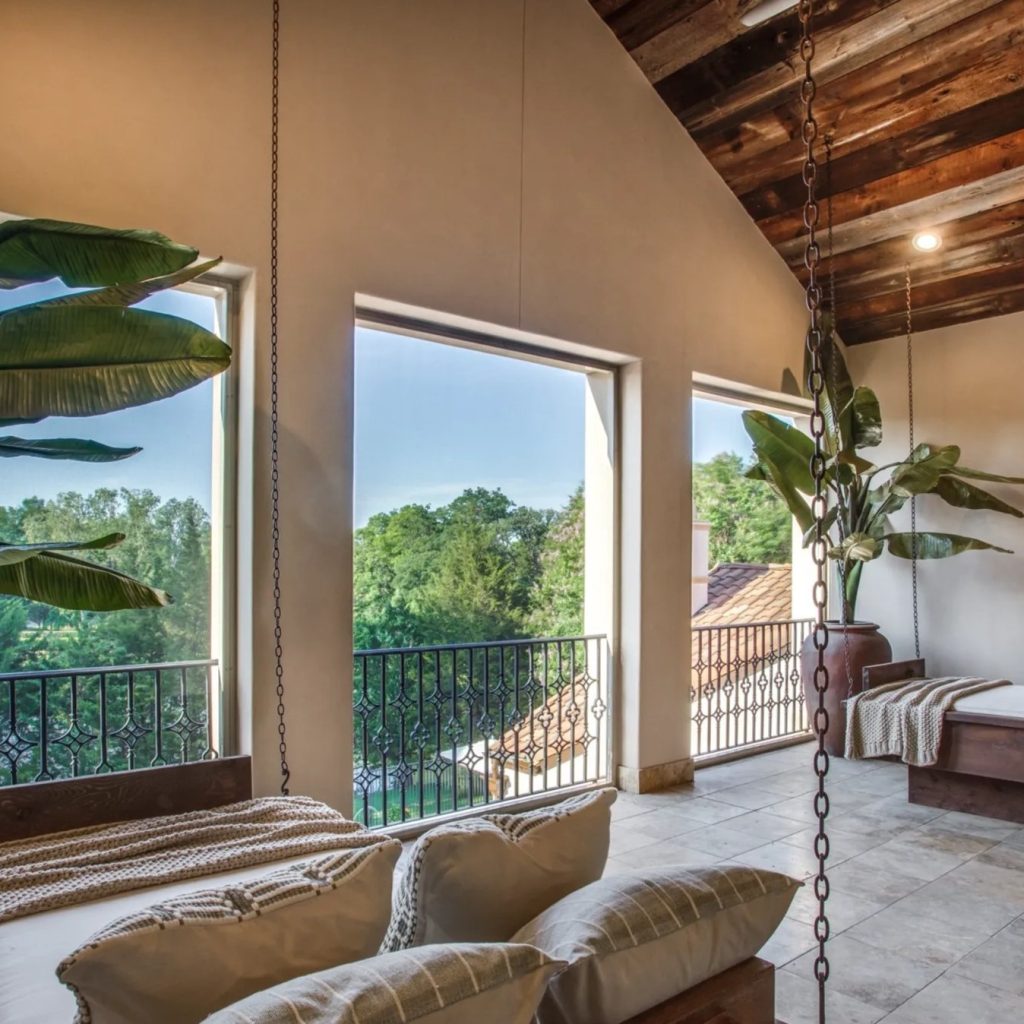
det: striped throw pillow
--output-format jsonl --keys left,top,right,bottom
{"left": 57, "top": 841, "right": 402, "bottom": 1024}
{"left": 382, "top": 787, "right": 616, "bottom": 951}
{"left": 206, "top": 943, "right": 564, "bottom": 1024}
{"left": 513, "top": 864, "right": 800, "bottom": 1024}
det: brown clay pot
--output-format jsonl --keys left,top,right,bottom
{"left": 800, "top": 622, "right": 892, "bottom": 757}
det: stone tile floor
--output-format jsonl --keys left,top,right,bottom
{"left": 606, "top": 742, "right": 1024, "bottom": 1024}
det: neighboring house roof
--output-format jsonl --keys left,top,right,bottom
{"left": 692, "top": 564, "right": 795, "bottom": 691}
{"left": 693, "top": 563, "right": 792, "bottom": 626}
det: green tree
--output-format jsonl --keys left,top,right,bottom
{"left": 693, "top": 452, "right": 791, "bottom": 566}
{"left": 529, "top": 485, "right": 584, "bottom": 637}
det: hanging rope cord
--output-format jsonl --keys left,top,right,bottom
{"left": 798, "top": 2, "right": 832, "bottom": 1020}
{"left": 270, "top": 0, "right": 290, "bottom": 796}
{"left": 906, "top": 268, "right": 921, "bottom": 659}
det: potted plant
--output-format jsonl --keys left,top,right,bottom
{"left": 0, "top": 218, "right": 231, "bottom": 611}
{"left": 742, "top": 329, "right": 1024, "bottom": 754}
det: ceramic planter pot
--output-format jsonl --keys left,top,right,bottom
{"left": 800, "top": 622, "right": 892, "bottom": 757}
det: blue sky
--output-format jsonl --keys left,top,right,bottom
{"left": 2, "top": 287, "right": 752, "bottom": 522}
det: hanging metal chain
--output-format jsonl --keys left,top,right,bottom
{"left": 906, "top": 266, "right": 921, "bottom": 659}
{"left": 799, "top": 3, "right": 831, "bottom": 1020}
{"left": 271, "top": 0, "right": 290, "bottom": 796}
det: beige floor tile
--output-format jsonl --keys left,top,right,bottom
{"left": 759, "top": 914, "right": 818, "bottom": 968}
{"left": 845, "top": 902, "right": 992, "bottom": 968}
{"left": 881, "top": 973, "right": 1024, "bottom": 1024}
{"left": 948, "top": 923, "right": 1024, "bottom": 996}
{"left": 776, "top": 968, "right": 888, "bottom": 1024}
{"left": 785, "top": 935, "right": 945, "bottom": 1012}
{"left": 828, "top": 856, "right": 928, "bottom": 904}
{"left": 896, "top": 874, "right": 1022, "bottom": 935}
{"left": 787, "top": 886, "right": 890, "bottom": 935}
{"left": 733, "top": 840, "right": 821, "bottom": 879}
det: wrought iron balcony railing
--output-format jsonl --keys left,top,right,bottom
{"left": 691, "top": 619, "right": 812, "bottom": 759}
{"left": 0, "top": 659, "right": 220, "bottom": 787}
{"left": 353, "top": 635, "right": 609, "bottom": 828}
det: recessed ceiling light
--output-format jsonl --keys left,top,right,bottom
{"left": 912, "top": 231, "right": 942, "bottom": 253}
{"left": 740, "top": 0, "right": 798, "bottom": 28}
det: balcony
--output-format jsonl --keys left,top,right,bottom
{"left": 0, "top": 660, "right": 220, "bottom": 787}
{"left": 352, "top": 634, "right": 609, "bottom": 829}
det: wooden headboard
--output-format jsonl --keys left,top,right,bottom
{"left": 862, "top": 659, "right": 927, "bottom": 691}
{"left": 0, "top": 756, "right": 252, "bottom": 842}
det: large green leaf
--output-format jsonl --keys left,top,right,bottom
{"left": 932, "top": 476, "right": 1024, "bottom": 518}
{"left": 803, "top": 321, "right": 854, "bottom": 453}
{"left": 742, "top": 410, "right": 816, "bottom": 495}
{"left": 757, "top": 457, "right": 815, "bottom": 534}
{"left": 0, "top": 550, "right": 171, "bottom": 610}
{"left": 0, "top": 306, "right": 231, "bottom": 420}
{"left": 889, "top": 445, "right": 960, "bottom": 497}
{"left": 0, "top": 219, "right": 197, "bottom": 289}
{"left": 849, "top": 386, "right": 882, "bottom": 448}
{"left": 38, "top": 257, "right": 222, "bottom": 309}
{"left": 949, "top": 465, "right": 1024, "bottom": 485}
{"left": 885, "top": 532, "right": 1012, "bottom": 559}
{"left": 830, "top": 532, "right": 881, "bottom": 563}
{"left": 0, "top": 436, "right": 140, "bottom": 461}
{"left": 0, "top": 533, "right": 125, "bottom": 566}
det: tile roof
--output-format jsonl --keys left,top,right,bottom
{"left": 692, "top": 564, "right": 795, "bottom": 691}
{"left": 693, "top": 563, "right": 792, "bottom": 627}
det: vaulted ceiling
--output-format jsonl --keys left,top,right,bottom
{"left": 592, "top": 0, "right": 1024, "bottom": 344}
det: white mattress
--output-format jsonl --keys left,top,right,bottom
{"left": 952, "top": 681, "right": 1024, "bottom": 719}
{"left": 0, "top": 849, "right": 347, "bottom": 1024}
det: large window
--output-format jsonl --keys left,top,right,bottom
{"left": 0, "top": 277, "right": 236, "bottom": 784}
{"left": 351, "top": 317, "right": 614, "bottom": 826}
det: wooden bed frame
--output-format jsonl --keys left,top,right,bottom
{"left": 862, "top": 659, "right": 1024, "bottom": 824}
{"left": 0, "top": 757, "right": 782, "bottom": 1024}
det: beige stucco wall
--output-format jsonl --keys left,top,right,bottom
{"left": 848, "top": 310, "right": 1024, "bottom": 679}
{"left": 2, "top": 0, "right": 807, "bottom": 806}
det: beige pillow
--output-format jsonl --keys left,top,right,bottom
{"left": 512, "top": 864, "right": 800, "bottom": 1024}
{"left": 205, "top": 942, "right": 564, "bottom": 1024}
{"left": 381, "top": 787, "right": 616, "bottom": 951}
{"left": 57, "top": 841, "right": 402, "bottom": 1024}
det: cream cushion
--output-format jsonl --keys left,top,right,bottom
{"left": 512, "top": 864, "right": 800, "bottom": 1024}
{"left": 57, "top": 841, "right": 401, "bottom": 1024}
{"left": 206, "top": 942, "right": 564, "bottom": 1024}
{"left": 381, "top": 787, "right": 616, "bottom": 950}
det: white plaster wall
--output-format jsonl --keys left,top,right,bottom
{"left": 848, "top": 310, "right": 1024, "bottom": 680}
{"left": 1, "top": 0, "right": 807, "bottom": 805}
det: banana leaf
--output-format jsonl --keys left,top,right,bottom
{"left": 758, "top": 457, "right": 815, "bottom": 535}
{"left": 803, "top": 319, "right": 853, "bottom": 452}
{"left": 802, "top": 505, "right": 839, "bottom": 546}
{"left": 889, "top": 445, "right": 960, "bottom": 497}
{"left": 0, "top": 533, "right": 125, "bottom": 567}
{"left": 0, "top": 550, "right": 171, "bottom": 609}
{"left": 948, "top": 465, "right": 1024, "bottom": 484}
{"left": 932, "top": 475, "right": 1024, "bottom": 518}
{"left": 0, "top": 436, "right": 140, "bottom": 461}
{"left": 849, "top": 386, "right": 882, "bottom": 448}
{"left": 830, "top": 532, "right": 882, "bottom": 563}
{"left": 743, "top": 410, "right": 817, "bottom": 495}
{"left": 37, "top": 257, "right": 222, "bottom": 309}
{"left": 885, "top": 532, "right": 1012, "bottom": 559}
{"left": 0, "top": 219, "right": 197, "bottom": 289}
{"left": 0, "top": 305, "right": 231, "bottom": 420}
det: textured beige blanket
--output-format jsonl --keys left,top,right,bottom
{"left": 0, "top": 796, "right": 381, "bottom": 923}
{"left": 844, "top": 676, "right": 1011, "bottom": 766}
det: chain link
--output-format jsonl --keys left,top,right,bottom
{"left": 271, "top": 0, "right": 290, "bottom": 796}
{"left": 906, "top": 266, "right": 921, "bottom": 659}
{"left": 799, "top": 3, "right": 831, "bottom": 1019}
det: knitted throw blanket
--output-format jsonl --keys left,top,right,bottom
{"left": 0, "top": 796, "right": 381, "bottom": 923}
{"left": 845, "top": 676, "right": 1011, "bottom": 767}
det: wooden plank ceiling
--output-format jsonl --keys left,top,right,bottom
{"left": 592, "top": 0, "right": 1024, "bottom": 343}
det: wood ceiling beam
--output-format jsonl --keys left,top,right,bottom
{"left": 758, "top": 124, "right": 1024, "bottom": 246}
{"left": 790, "top": 198, "right": 1024, "bottom": 281}
{"left": 598, "top": 0, "right": 711, "bottom": 52}
{"left": 727, "top": 11, "right": 1024, "bottom": 204}
{"left": 629, "top": 1, "right": 764, "bottom": 83}
{"left": 656, "top": 0, "right": 899, "bottom": 131}
{"left": 673, "top": 0, "right": 1006, "bottom": 139}
{"left": 842, "top": 279, "right": 1024, "bottom": 343}
{"left": 835, "top": 231, "right": 1024, "bottom": 306}
{"left": 775, "top": 164, "right": 1024, "bottom": 261}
